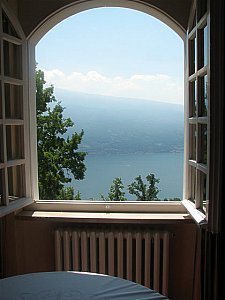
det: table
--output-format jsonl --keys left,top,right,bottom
{"left": 0, "top": 271, "right": 169, "bottom": 299}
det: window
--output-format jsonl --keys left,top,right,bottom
{"left": 35, "top": 8, "right": 184, "bottom": 202}
{"left": 1, "top": 0, "right": 210, "bottom": 217}
{"left": 185, "top": 0, "right": 209, "bottom": 217}
{"left": 0, "top": 2, "right": 32, "bottom": 217}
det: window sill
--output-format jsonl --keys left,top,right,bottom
{"left": 17, "top": 210, "right": 192, "bottom": 224}
{"left": 26, "top": 200, "right": 186, "bottom": 213}
{"left": 16, "top": 200, "right": 193, "bottom": 224}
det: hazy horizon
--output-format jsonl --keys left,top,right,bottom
{"left": 54, "top": 87, "right": 184, "bottom": 107}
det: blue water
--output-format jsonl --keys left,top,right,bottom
{"left": 72, "top": 152, "right": 183, "bottom": 200}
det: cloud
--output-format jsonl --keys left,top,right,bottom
{"left": 42, "top": 68, "right": 183, "bottom": 104}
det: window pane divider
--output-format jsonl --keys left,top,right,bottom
{"left": 188, "top": 28, "right": 196, "bottom": 40}
{"left": 188, "top": 117, "right": 197, "bottom": 124}
{"left": 188, "top": 159, "right": 197, "bottom": 167}
{"left": 189, "top": 73, "right": 197, "bottom": 82}
{"left": 197, "top": 14, "right": 207, "bottom": 29}
{"left": 197, "top": 116, "right": 208, "bottom": 124}
{"left": 197, "top": 66, "right": 208, "bottom": 76}
{"left": 197, "top": 163, "right": 207, "bottom": 174}
{"left": 7, "top": 159, "right": 25, "bottom": 167}
{"left": 2, "top": 32, "right": 22, "bottom": 45}
{"left": 189, "top": 67, "right": 208, "bottom": 81}
{"left": 4, "top": 119, "right": 24, "bottom": 125}
{"left": 3, "top": 76, "right": 23, "bottom": 86}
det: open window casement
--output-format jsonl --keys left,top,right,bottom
{"left": 182, "top": 0, "right": 209, "bottom": 225}
{"left": 0, "top": 0, "right": 32, "bottom": 217}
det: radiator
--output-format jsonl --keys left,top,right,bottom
{"left": 54, "top": 227, "right": 170, "bottom": 296}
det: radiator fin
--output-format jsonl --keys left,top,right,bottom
{"left": 54, "top": 227, "right": 170, "bottom": 296}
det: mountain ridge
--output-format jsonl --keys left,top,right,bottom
{"left": 54, "top": 88, "right": 184, "bottom": 155}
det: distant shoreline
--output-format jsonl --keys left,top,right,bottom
{"left": 79, "top": 150, "right": 184, "bottom": 156}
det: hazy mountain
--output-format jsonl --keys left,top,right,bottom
{"left": 54, "top": 89, "right": 184, "bottom": 155}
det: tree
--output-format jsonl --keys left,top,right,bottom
{"left": 57, "top": 187, "right": 81, "bottom": 200}
{"left": 128, "top": 173, "right": 160, "bottom": 201}
{"left": 163, "top": 197, "right": 181, "bottom": 201}
{"left": 36, "top": 69, "right": 86, "bottom": 199}
{"left": 101, "top": 177, "right": 127, "bottom": 201}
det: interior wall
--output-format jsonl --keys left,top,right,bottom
{"left": 5, "top": 0, "right": 18, "bottom": 16}
{"left": 15, "top": 0, "right": 191, "bottom": 38}
{"left": 8, "top": 216, "right": 199, "bottom": 300}
{"left": 1, "top": 213, "right": 18, "bottom": 277}
{"left": 1, "top": 212, "right": 201, "bottom": 300}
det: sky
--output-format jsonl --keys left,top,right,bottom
{"left": 36, "top": 7, "right": 184, "bottom": 105}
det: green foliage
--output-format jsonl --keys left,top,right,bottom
{"left": 36, "top": 69, "right": 86, "bottom": 199}
{"left": 163, "top": 197, "right": 181, "bottom": 201}
{"left": 101, "top": 177, "right": 127, "bottom": 201}
{"left": 57, "top": 187, "right": 81, "bottom": 200}
{"left": 128, "top": 174, "right": 160, "bottom": 201}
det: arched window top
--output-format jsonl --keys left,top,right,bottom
{"left": 28, "top": 0, "right": 186, "bottom": 45}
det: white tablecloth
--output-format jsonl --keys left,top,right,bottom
{"left": 0, "top": 271, "right": 169, "bottom": 300}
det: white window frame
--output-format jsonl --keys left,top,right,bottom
{"left": 182, "top": 0, "right": 210, "bottom": 225}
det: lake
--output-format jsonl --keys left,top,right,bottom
{"left": 72, "top": 151, "right": 184, "bottom": 200}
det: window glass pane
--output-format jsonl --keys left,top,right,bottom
{"left": 197, "top": 25, "right": 208, "bottom": 69}
{"left": 189, "top": 80, "right": 197, "bottom": 117}
{"left": 8, "top": 164, "right": 25, "bottom": 201}
{"left": 189, "top": 36, "right": 196, "bottom": 75}
{"left": 201, "top": 172, "right": 207, "bottom": 212}
{"left": 5, "top": 83, "right": 23, "bottom": 119}
{"left": 0, "top": 125, "right": 4, "bottom": 163}
{"left": 196, "top": 170, "right": 207, "bottom": 210}
{"left": 189, "top": 124, "right": 196, "bottom": 160}
{"left": 3, "top": 41, "right": 22, "bottom": 79}
{"left": 203, "top": 75, "right": 208, "bottom": 114}
{"left": 201, "top": 172, "right": 207, "bottom": 202}
{"left": 199, "top": 124, "right": 207, "bottom": 164}
{"left": 198, "top": 75, "right": 208, "bottom": 116}
{"left": 203, "top": 25, "right": 208, "bottom": 66}
{"left": 2, "top": 10, "right": 19, "bottom": 38}
{"left": 197, "top": 29, "right": 203, "bottom": 70}
{"left": 6, "top": 125, "right": 24, "bottom": 160}
{"left": 189, "top": 166, "right": 196, "bottom": 202}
